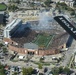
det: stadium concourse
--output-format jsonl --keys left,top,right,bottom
{"left": 3, "top": 18, "right": 70, "bottom": 55}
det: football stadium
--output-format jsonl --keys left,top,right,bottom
{"left": 3, "top": 19, "right": 70, "bottom": 55}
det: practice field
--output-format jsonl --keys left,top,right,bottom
{"left": 33, "top": 34, "right": 54, "bottom": 48}
{"left": 0, "top": 3, "right": 7, "bottom": 11}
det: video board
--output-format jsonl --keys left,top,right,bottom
{"left": 54, "top": 16, "right": 76, "bottom": 40}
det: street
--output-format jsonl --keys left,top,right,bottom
{"left": 60, "top": 39, "right": 76, "bottom": 67}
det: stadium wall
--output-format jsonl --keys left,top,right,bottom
{"left": 8, "top": 44, "right": 38, "bottom": 55}
{"left": 8, "top": 45, "right": 25, "bottom": 54}
{"left": 3, "top": 38, "right": 17, "bottom": 45}
{"left": 8, "top": 44, "right": 60, "bottom": 55}
{"left": 38, "top": 49, "right": 59, "bottom": 55}
{"left": 3, "top": 38, "right": 66, "bottom": 55}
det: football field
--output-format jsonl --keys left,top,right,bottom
{"left": 33, "top": 34, "right": 54, "bottom": 48}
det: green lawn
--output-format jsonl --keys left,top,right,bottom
{"left": 0, "top": 69, "right": 5, "bottom": 75}
{"left": 0, "top": 3, "right": 7, "bottom": 11}
{"left": 0, "top": 73, "right": 5, "bottom": 75}
{"left": 33, "top": 34, "right": 53, "bottom": 48}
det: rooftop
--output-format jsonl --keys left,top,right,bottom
{"left": 0, "top": 14, "right": 4, "bottom": 24}
{"left": 24, "top": 43, "right": 38, "bottom": 50}
{"left": 5, "top": 18, "right": 22, "bottom": 30}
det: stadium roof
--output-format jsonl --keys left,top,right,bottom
{"left": 24, "top": 43, "right": 38, "bottom": 50}
{"left": 5, "top": 18, "right": 22, "bottom": 30}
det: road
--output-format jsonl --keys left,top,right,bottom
{"left": 5, "top": 60, "right": 38, "bottom": 68}
{"left": 60, "top": 39, "right": 76, "bottom": 67}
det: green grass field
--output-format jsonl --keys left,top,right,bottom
{"left": 33, "top": 34, "right": 54, "bottom": 48}
{"left": 0, "top": 3, "right": 7, "bottom": 11}
{"left": 0, "top": 73, "right": 5, "bottom": 75}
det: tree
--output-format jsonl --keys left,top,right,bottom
{"left": 8, "top": 4, "right": 18, "bottom": 12}
{"left": 38, "top": 63, "right": 43, "bottom": 69}
{"left": 22, "top": 67, "right": 33, "bottom": 75}
{"left": 59, "top": 66, "right": 63, "bottom": 73}
{"left": 51, "top": 67, "right": 59, "bottom": 75}
{"left": 22, "top": 68, "right": 28, "bottom": 75}
{"left": 30, "top": 2, "right": 35, "bottom": 9}
{"left": 27, "top": 67, "right": 33, "bottom": 75}
{"left": 44, "top": 0, "right": 53, "bottom": 7}
{"left": 0, "top": 63, "right": 4, "bottom": 69}
{"left": 3, "top": 47, "right": 8, "bottom": 53}
{"left": 63, "top": 67, "right": 70, "bottom": 75}
{"left": 51, "top": 67, "right": 71, "bottom": 75}
{"left": 0, "top": 63, "right": 5, "bottom": 75}
{"left": 0, "top": 43, "right": 4, "bottom": 47}
{"left": 70, "top": 10, "right": 75, "bottom": 15}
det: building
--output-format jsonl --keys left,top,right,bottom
{"left": 74, "top": 55, "right": 76, "bottom": 66}
{"left": 4, "top": 19, "right": 22, "bottom": 38}
{"left": 3, "top": 18, "right": 70, "bottom": 55}
{"left": 52, "top": 0, "right": 74, "bottom": 7}
{"left": 0, "top": 11, "right": 7, "bottom": 24}
{"left": 3, "top": 32, "right": 69, "bottom": 55}
{"left": 14, "top": 10, "right": 40, "bottom": 22}
{"left": 24, "top": 43, "right": 38, "bottom": 55}
{"left": 60, "top": 0, "right": 74, "bottom": 7}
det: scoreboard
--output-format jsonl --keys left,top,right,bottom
{"left": 54, "top": 16, "right": 76, "bottom": 40}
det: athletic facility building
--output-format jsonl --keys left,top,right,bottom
{"left": 3, "top": 19, "right": 70, "bottom": 55}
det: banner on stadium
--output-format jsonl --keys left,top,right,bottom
{"left": 54, "top": 16, "right": 76, "bottom": 40}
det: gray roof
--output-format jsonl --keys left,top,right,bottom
{"left": 0, "top": 14, "right": 4, "bottom": 24}
{"left": 24, "top": 43, "right": 38, "bottom": 50}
